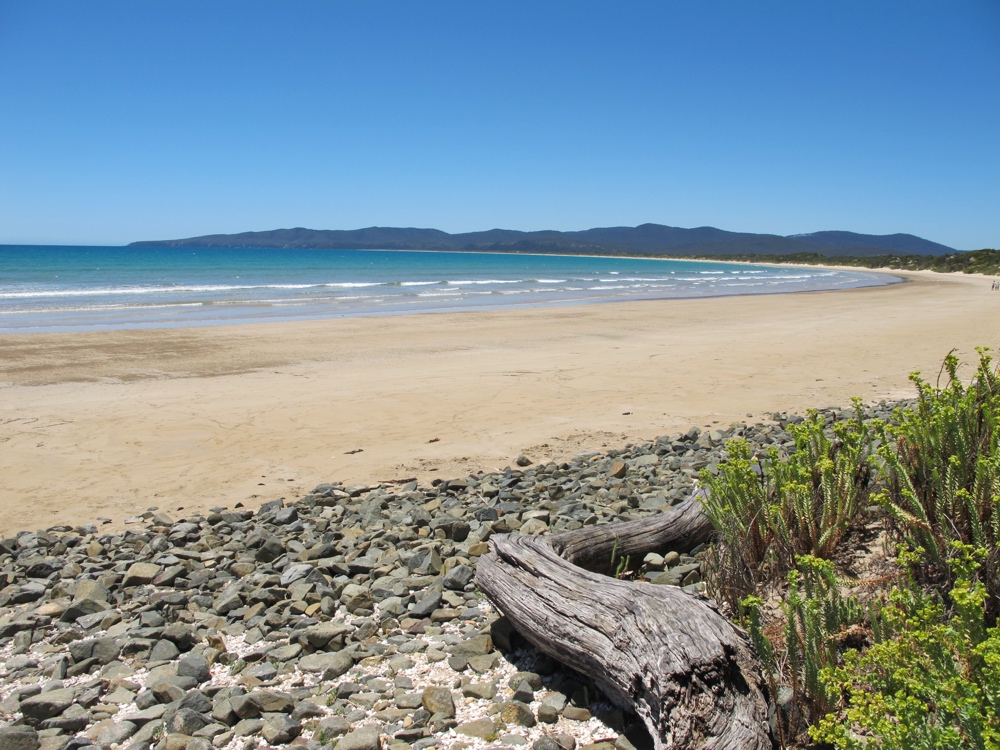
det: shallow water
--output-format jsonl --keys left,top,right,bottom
{"left": 0, "top": 246, "right": 900, "bottom": 332}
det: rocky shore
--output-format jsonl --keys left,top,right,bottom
{"left": 0, "top": 402, "right": 907, "bottom": 750}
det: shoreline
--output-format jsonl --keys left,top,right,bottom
{"left": 1, "top": 267, "right": 995, "bottom": 534}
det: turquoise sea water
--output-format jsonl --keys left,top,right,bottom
{"left": 0, "top": 246, "right": 900, "bottom": 333}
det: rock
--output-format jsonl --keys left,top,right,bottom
{"left": 515, "top": 455, "right": 533, "bottom": 467}
{"left": 340, "top": 584, "right": 373, "bottom": 613}
{"left": 227, "top": 695, "right": 260, "bottom": 720}
{"left": 609, "top": 459, "right": 627, "bottom": 479}
{"left": 451, "top": 634, "right": 492, "bottom": 656}
{"left": 96, "top": 721, "right": 137, "bottom": 749}
{"left": 420, "top": 686, "right": 455, "bottom": 718}
{"left": 73, "top": 581, "right": 109, "bottom": 603}
{"left": 176, "top": 653, "right": 210, "bottom": 684}
{"left": 520, "top": 518, "right": 549, "bottom": 535}
{"left": 290, "top": 701, "right": 324, "bottom": 722}
{"left": 6, "top": 654, "right": 39, "bottom": 671}
{"left": 563, "top": 706, "right": 592, "bottom": 722}
{"left": 511, "top": 679, "right": 535, "bottom": 704}
{"left": 279, "top": 564, "right": 312, "bottom": 587}
{"left": 261, "top": 716, "right": 301, "bottom": 745}
{"left": 231, "top": 719, "right": 263, "bottom": 737}
{"left": 501, "top": 701, "right": 536, "bottom": 727}
{"left": 461, "top": 681, "right": 497, "bottom": 700}
{"left": 167, "top": 709, "right": 210, "bottom": 736}
{"left": 20, "top": 688, "right": 76, "bottom": 723}
{"left": 178, "top": 693, "right": 212, "bottom": 715}
{"left": 316, "top": 716, "right": 351, "bottom": 738}
{"left": 121, "top": 705, "right": 168, "bottom": 725}
{"left": 122, "top": 563, "right": 161, "bottom": 587}
{"left": 335, "top": 725, "right": 381, "bottom": 750}
{"left": 273, "top": 508, "right": 298, "bottom": 525}
{"left": 69, "top": 638, "right": 120, "bottom": 666}
{"left": 537, "top": 704, "right": 559, "bottom": 723}
{"left": 409, "top": 590, "right": 442, "bottom": 618}
{"left": 302, "top": 622, "right": 351, "bottom": 650}
{"left": 456, "top": 719, "right": 497, "bottom": 739}
{"left": 148, "top": 639, "right": 181, "bottom": 662}
{"left": 298, "top": 650, "right": 353, "bottom": 676}
{"left": 0, "top": 728, "right": 39, "bottom": 750}
{"left": 442, "top": 564, "right": 474, "bottom": 591}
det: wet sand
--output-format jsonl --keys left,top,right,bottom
{"left": 1, "top": 269, "right": 996, "bottom": 534}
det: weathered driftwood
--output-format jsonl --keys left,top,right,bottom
{"left": 475, "top": 492, "right": 774, "bottom": 750}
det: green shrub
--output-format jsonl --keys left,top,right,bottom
{"left": 701, "top": 407, "right": 875, "bottom": 610}
{"left": 812, "top": 544, "right": 1000, "bottom": 750}
{"left": 875, "top": 349, "right": 1000, "bottom": 611}
{"left": 743, "top": 556, "right": 866, "bottom": 743}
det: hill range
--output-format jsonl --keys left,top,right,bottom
{"left": 130, "top": 223, "right": 957, "bottom": 258}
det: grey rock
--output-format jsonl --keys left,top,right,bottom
{"left": 231, "top": 719, "right": 263, "bottom": 737}
{"left": 0, "top": 728, "right": 40, "bottom": 750}
{"left": 298, "top": 650, "right": 353, "bottom": 676}
{"left": 122, "top": 563, "right": 161, "bottom": 588}
{"left": 251, "top": 691, "right": 293, "bottom": 714}
{"left": 512, "top": 679, "right": 535, "bottom": 704}
{"left": 290, "top": 701, "right": 324, "bottom": 722}
{"left": 96, "top": 721, "right": 137, "bottom": 749}
{"left": 500, "top": 701, "right": 535, "bottom": 727}
{"left": 121, "top": 705, "right": 168, "bottom": 725}
{"left": 167, "top": 708, "right": 211, "bottom": 736}
{"left": 441, "top": 564, "right": 474, "bottom": 591}
{"left": 69, "top": 637, "right": 120, "bottom": 666}
{"left": 340, "top": 583, "right": 372, "bottom": 613}
{"left": 537, "top": 704, "right": 559, "bottom": 723}
{"left": 261, "top": 716, "right": 300, "bottom": 745}
{"left": 563, "top": 706, "right": 592, "bottom": 721}
{"left": 302, "top": 621, "right": 351, "bottom": 650}
{"left": 315, "top": 716, "right": 351, "bottom": 737}
{"left": 148, "top": 639, "right": 181, "bottom": 662}
{"left": 278, "top": 564, "right": 312, "bottom": 587}
{"left": 227, "top": 695, "right": 259, "bottom": 720}
{"left": 178, "top": 693, "right": 212, "bottom": 715}
{"left": 461, "top": 681, "right": 497, "bottom": 700}
{"left": 456, "top": 718, "right": 497, "bottom": 739}
{"left": 420, "top": 686, "right": 455, "bottom": 718}
{"left": 335, "top": 725, "right": 381, "bottom": 750}
{"left": 20, "top": 688, "right": 76, "bottom": 722}
{"left": 6, "top": 655, "right": 40, "bottom": 671}
{"left": 243, "top": 662, "right": 277, "bottom": 681}
{"left": 409, "top": 590, "right": 442, "bottom": 618}
{"left": 176, "top": 654, "right": 210, "bottom": 684}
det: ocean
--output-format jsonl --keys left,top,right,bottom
{"left": 0, "top": 245, "right": 900, "bottom": 333}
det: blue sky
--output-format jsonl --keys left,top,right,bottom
{"left": 1, "top": 1, "right": 997, "bottom": 249}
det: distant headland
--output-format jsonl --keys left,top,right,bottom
{"left": 129, "top": 223, "right": 956, "bottom": 258}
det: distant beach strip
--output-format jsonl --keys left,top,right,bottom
{"left": 0, "top": 246, "right": 902, "bottom": 333}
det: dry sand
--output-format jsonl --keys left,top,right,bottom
{"left": 1, "top": 268, "right": 998, "bottom": 534}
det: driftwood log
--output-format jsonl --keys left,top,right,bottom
{"left": 475, "top": 491, "right": 774, "bottom": 750}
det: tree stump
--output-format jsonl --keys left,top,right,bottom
{"left": 475, "top": 491, "right": 774, "bottom": 750}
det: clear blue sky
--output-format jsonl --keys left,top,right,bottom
{"left": 1, "top": 1, "right": 997, "bottom": 249}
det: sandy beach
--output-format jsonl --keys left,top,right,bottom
{"left": 0, "top": 268, "right": 996, "bottom": 534}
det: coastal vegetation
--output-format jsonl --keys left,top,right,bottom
{"left": 699, "top": 248, "right": 1000, "bottom": 276}
{"left": 701, "top": 349, "right": 1000, "bottom": 748}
